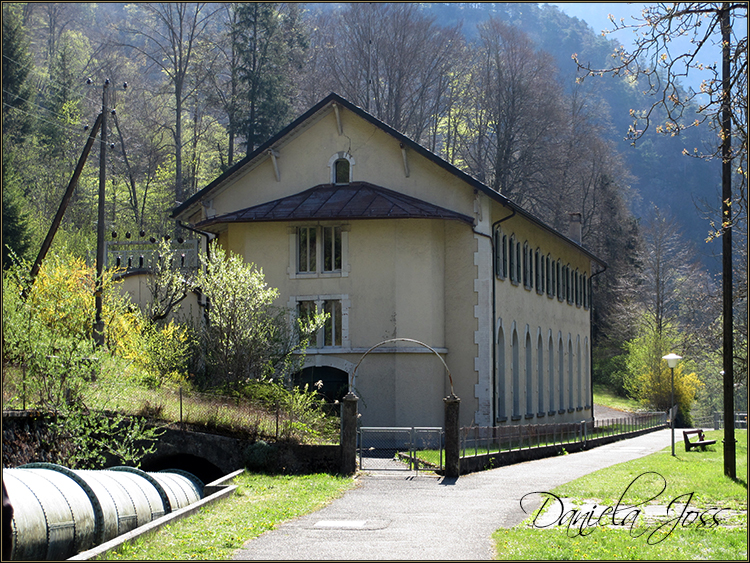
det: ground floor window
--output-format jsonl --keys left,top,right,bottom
{"left": 293, "top": 295, "right": 349, "bottom": 349}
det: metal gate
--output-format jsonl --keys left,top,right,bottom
{"left": 358, "top": 427, "right": 443, "bottom": 472}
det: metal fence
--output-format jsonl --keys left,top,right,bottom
{"left": 358, "top": 426, "right": 443, "bottom": 472}
{"left": 460, "top": 412, "right": 666, "bottom": 458}
{"left": 692, "top": 411, "right": 748, "bottom": 430}
{"left": 87, "top": 239, "right": 200, "bottom": 271}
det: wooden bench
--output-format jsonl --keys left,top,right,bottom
{"left": 683, "top": 429, "right": 716, "bottom": 451}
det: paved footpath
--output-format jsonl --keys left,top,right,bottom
{"left": 232, "top": 429, "right": 671, "bottom": 560}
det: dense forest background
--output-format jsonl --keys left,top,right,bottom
{"left": 2, "top": 2, "right": 746, "bottom": 418}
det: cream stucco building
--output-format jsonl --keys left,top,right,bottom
{"left": 172, "top": 93, "right": 605, "bottom": 429}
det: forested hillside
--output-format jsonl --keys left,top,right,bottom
{"left": 2, "top": 2, "right": 746, "bottom": 418}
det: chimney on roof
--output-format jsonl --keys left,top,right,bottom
{"left": 568, "top": 212, "right": 582, "bottom": 244}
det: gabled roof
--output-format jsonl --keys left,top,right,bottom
{"left": 195, "top": 182, "right": 474, "bottom": 229}
{"left": 173, "top": 92, "right": 604, "bottom": 267}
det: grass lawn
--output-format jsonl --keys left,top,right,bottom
{"left": 493, "top": 429, "right": 748, "bottom": 560}
{"left": 98, "top": 472, "right": 357, "bottom": 560}
{"left": 592, "top": 383, "right": 642, "bottom": 412}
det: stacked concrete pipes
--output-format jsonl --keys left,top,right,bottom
{"left": 2, "top": 462, "right": 204, "bottom": 560}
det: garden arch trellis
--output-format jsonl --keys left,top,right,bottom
{"left": 349, "top": 338, "right": 453, "bottom": 471}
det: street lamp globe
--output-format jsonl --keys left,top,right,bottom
{"left": 663, "top": 353, "right": 682, "bottom": 368}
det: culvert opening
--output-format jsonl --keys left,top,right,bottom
{"left": 140, "top": 453, "right": 224, "bottom": 484}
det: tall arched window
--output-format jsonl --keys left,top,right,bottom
{"left": 576, "top": 336, "right": 582, "bottom": 409}
{"left": 558, "top": 335, "right": 565, "bottom": 412}
{"left": 512, "top": 328, "right": 520, "bottom": 419}
{"left": 497, "top": 325, "right": 506, "bottom": 421}
{"left": 525, "top": 331, "right": 533, "bottom": 415}
{"left": 537, "top": 334, "right": 544, "bottom": 414}
{"left": 568, "top": 338, "right": 574, "bottom": 410}
{"left": 548, "top": 333, "right": 555, "bottom": 413}
{"left": 584, "top": 337, "right": 590, "bottom": 407}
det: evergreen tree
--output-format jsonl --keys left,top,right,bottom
{"left": 2, "top": 4, "right": 34, "bottom": 140}
{"left": 235, "top": 2, "right": 308, "bottom": 155}
{"left": 2, "top": 5, "right": 33, "bottom": 266}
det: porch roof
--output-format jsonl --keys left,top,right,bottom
{"left": 195, "top": 182, "right": 475, "bottom": 228}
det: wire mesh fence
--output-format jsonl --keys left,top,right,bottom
{"left": 358, "top": 427, "right": 444, "bottom": 472}
{"left": 460, "top": 412, "right": 666, "bottom": 459}
{"left": 2, "top": 374, "right": 339, "bottom": 445}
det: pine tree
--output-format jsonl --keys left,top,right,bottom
{"left": 235, "top": 2, "right": 308, "bottom": 155}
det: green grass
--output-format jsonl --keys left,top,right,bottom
{"left": 3, "top": 365, "right": 339, "bottom": 444}
{"left": 493, "top": 429, "right": 748, "bottom": 560}
{"left": 592, "top": 383, "right": 642, "bottom": 412}
{"left": 99, "top": 471, "right": 357, "bottom": 560}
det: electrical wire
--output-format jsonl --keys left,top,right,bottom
{"left": 2, "top": 53, "right": 122, "bottom": 109}
{"left": 2, "top": 101, "right": 91, "bottom": 137}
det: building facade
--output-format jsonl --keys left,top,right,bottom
{"left": 172, "top": 93, "right": 605, "bottom": 428}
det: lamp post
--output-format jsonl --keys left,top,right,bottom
{"left": 663, "top": 353, "right": 682, "bottom": 456}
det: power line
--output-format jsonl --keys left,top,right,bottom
{"left": 2, "top": 53, "right": 104, "bottom": 108}
{"left": 2, "top": 87, "right": 93, "bottom": 129}
{"left": 2, "top": 101, "right": 89, "bottom": 137}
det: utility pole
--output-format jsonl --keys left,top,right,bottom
{"left": 720, "top": 7, "right": 736, "bottom": 480}
{"left": 27, "top": 113, "right": 102, "bottom": 289}
{"left": 93, "top": 79, "right": 109, "bottom": 347}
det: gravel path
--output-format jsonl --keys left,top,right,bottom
{"left": 593, "top": 403, "right": 633, "bottom": 421}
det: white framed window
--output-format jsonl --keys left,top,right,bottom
{"left": 328, "top": 151, "right": 355, "bottom": 184}
{"left": 291, "top": 294, "right": 350, "bottom": 350}
{"left": 289, "top": 224, "right": 349, "bottom": 279}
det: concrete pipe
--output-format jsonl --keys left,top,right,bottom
{"left": 3, "top": 463, "right": 203, "bottom": 560}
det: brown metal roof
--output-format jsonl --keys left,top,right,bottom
{"left": 196, "top": 182, "right": 475, "bottom": 228}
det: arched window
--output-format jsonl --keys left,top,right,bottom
{"left": 558, "top": 335, "right": 565, "bottom": 412}
{"left": 512, "top": 328, "right": 520, "bottom": 419}
{"left": 576, "top": 336, "right": 582, "bottom": 409}
{"left": 525, "top": 331, "right": 533, "bottom": 415}
{"left": 497, "top": 325, "right": 506, "bottom": 421}
{"left": 548, "top": 334, "right": 555, "bottom": 413}
{"left": 334, "top": 159, "right": 350, "bottom": 184}
{"left": 568, "top": 338, "right": 574, "bottom": 410}
{"left": 537, "top": 334, "right": 544, "bottom": 414}
{"left": 328, "top": 152, "right": 355, "bottom": 184}
{"left": 584, "top": 337, "right": 590, "bottom": 407}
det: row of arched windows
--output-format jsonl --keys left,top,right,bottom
{"left": 493, "top": 228, "right": 590, "bottom": 309}
{"left": 496, "top": 324, "right": 589, "bottom": 423}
